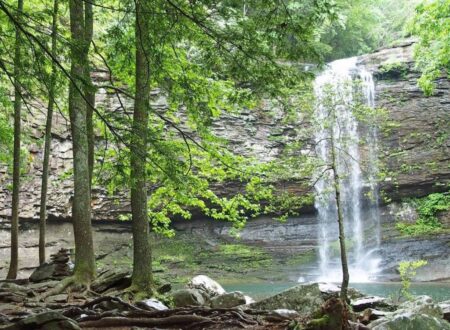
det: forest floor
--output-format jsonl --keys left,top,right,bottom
{"left": 0, "top": 277, "right": 299, "bottom": 330}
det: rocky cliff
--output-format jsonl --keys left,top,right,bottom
{"left": 0, "top": 41, "right": 449, "bottom": 280}
{"left": 0, "top": 41, "right": 448, "bottom": 221}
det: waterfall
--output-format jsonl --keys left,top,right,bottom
{"left": 313, "top": 57, "right": 381, "bottom": 283}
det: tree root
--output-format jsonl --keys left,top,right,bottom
{"left": 78, "top": 315, "right": 209, "bottom": 328}
{"left": 38, "top": 276, "right": 76, "bottom": 301}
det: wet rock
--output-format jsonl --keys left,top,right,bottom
{"left": 0, "top": 311, "right": 80, "bottom": 330}
{"left": 210, "top": 291, "right": 246, "bottom": 308}
{"left": 172, "top": 289, "right": 205, "bottom": 307}
{"left": 136, "top": 298, "right": 168, "bottom": 311}
{"left": 250, "top": 283, "right": 323, "bottom": 316}
{"left": 187, "top": 275, "right": 225, "bottom": 297}
{"left": 369, "top": 313, "right": 450, "bottom": 330}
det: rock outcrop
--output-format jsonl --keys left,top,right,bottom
{"left": 0, "top": 41, "right": 448, "bottom": 222}
{"left": 0, "top": 41, "right": 449, "bottom": 280}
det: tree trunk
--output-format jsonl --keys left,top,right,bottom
{"left": 84, "top": 0, "right": 95, "bottom": 186}
{"left": 130, "top": 0, "right": 153, "bottom": 295}
{"left": 6, "top": 0, "right": 24, "bottom": 280}
{"left": 330, "top": 126, "right": 349, "bottom": 302}
{"left": 69, "top": 0, "right": 96, "bottom": 285}
{"left": 38, "top": 0, "right": 59, "bottom": 265}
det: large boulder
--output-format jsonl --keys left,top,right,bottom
{"left": 369, "top": 313, "right": 450, "bottom": 330}
{"left": 397, "top": 295, "right": 442, "bottom": 318}
{"left": 187, "top": 275, "right": 225, "bottom": 297}
{"left": 368, "top": 296, "right": 449, "bottom": 330}
{"left": 249, "top": 283, "right": 324, "bottom": 316}
{"left": 210, "top": 291, "right": 247, "bottom": 308}
{"left": 172, "top": 289, "right": 206, "bottom": 307}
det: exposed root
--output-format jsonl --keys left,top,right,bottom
{"left": 78, "top": 315, "right": 209, "bottom": 328}
{"left": 38, "top": 276, "right": 76, "bottom": 301}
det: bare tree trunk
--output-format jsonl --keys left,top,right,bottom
{"left": 330, "top": 127, "right": 349, "bottom": 302}
{"left": 130, "top": 0, "right": 153, "bottom": 295}
{"left": 69, "top": 0, "right": 96, "bottom": 285}
{"left": 38, "top": 0, "right": 59, "bottom": 265}
{"left": 84, "top": 0, "right": 95, "bottom": 186}
{"left": 7, "top": 0, "right": 24, "bottom": 280}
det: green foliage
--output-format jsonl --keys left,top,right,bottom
{"left": 396, "top": 192, "right": 450, "bottom": 236}
{"left": 412, "top": 0, "right": 450, "bottom": 95}
{"left": 321, "top": 0, "right": 421, "bottom": 60}
{"left": 398, "top": 259, "right": 427, "bottom": 300}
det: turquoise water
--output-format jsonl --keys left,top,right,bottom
{"left": 223, "top": 282, "right": 450, "bottom": 302}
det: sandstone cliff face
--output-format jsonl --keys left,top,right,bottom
{"left": 0, "top": 41, "right": 448, "bottom": 221}
{"left": 360, "top": 40, "right": 450, "bottom": 201}
{"left": 0, "top": 42, "right": 449, "bottom": 280}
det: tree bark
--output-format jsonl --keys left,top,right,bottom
{"left": 69, "top": 0, "right": 96, "bottom": 284}
{"left": 7, "top": 0, "right": 24, "bottom": 280}
{"left": 130, "top": 0, "right": 153, "bottom": 294}
{"left": 38, "top": 0, "right": 59, "bottom": 265}
{"left": 84, "top": 0, "right": 95, "bottom": 186}
{"left": 330, "top": 124, "right": 349, "bottom": 302}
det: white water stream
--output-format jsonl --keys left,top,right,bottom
{"left": 313, "top": 58, "right": 381, "bottom": 283}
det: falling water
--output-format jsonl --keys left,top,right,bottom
{"left": 313, "top": 58, "right": 381, "bottom": 283}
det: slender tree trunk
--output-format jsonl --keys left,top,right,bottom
{"left": 330, "top": 126, "right": 349, "bottom": 302}
{"left": 38, "top": 0, "right": 59, "bottom": 265}
{"left": 7, "top": 0, "right": 24, "bottom": 280}
{"left": 69, "top": 0, "right": 96, "bottom": 285}
{"left": 84, "top": 0, "right": 95, "bottom": 186}
{"left": 130, "top": 0, "right": 153, "bottom": 295}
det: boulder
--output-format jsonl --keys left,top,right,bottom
{"left": 136, "top": 298, "right": 168, "bottom": 311}
{"left": 210, "top": 291, "right": 246, "bottom": 308}
{"left": 271, "top": 309, "right": 300, "bottom": 319}
{"left": 91, "top": 269, "right": 131, "bottom": 293}
{"left": 172, "top": 289, "right": 206, "bottom": 307}
{"left": 368, "top": 296, "right": 449, "bottom": 330}
{"left": 319, "top": 283, "right": 365, "bottom": 300}
{"left": 352, "top": 296, "right": 392, "bottom": 312}
{"left": 249, "top": 283, "right": 324, "bottom": 316}
{"left": 438, "top": 300, "right": 450, "bottom": 322}
{"left": 397, "top": 295, "right": 442, "bottom": 318}
{"left": 359, "top": 309, "right": 388, "bottom": 324}
{"left": 29, "top": 263, "right": 56, "bottom": 283}
{"left": 187, "top": 275, "right": 225, "bottom": 297}
{"left": 369, "top": 313, "right": 450, "bottom": 330}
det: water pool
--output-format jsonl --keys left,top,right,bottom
{"left": 222, "top": 281, "right": 450, "bottom": 302}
